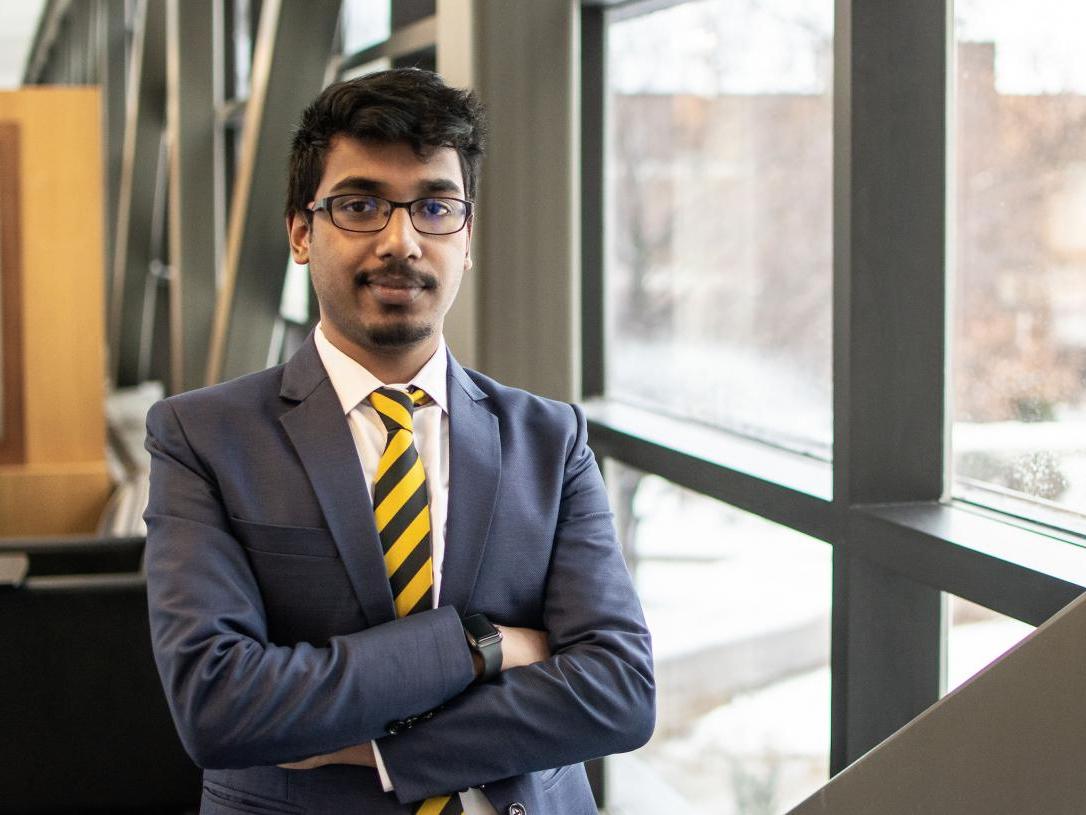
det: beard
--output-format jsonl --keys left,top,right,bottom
{"left": 364, "top": 319, "right": 434, "bottom": 347}
{"left": 326, "top": 300, "right": 435, "bottom": 350}
{"left": 325, "top": 258, "right": 440, "bottom": 350}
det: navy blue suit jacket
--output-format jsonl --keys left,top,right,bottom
{"left": 144, "top": 335, "right": 655, "bottom": 815}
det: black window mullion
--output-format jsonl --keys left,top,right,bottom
{"left": 831, "top": 0, "right": 950, "bottom": 771}
{"left": 580, "top": 4, "right": 606, "bottom": 399}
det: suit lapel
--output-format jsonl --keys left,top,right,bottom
{"left": 278, "top": 336, "right": 396, "bottom": 627}
{"left": 440, "top": 354, "right": 501, "bottom": 614}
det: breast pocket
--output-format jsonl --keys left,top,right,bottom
{"left": 231, "top": 516, "right": 339, "bottom": 558}
{"left": 230, "top": 517, "right": 363, "bottom": 644}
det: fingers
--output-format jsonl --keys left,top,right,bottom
{"left": 497, "top": 625, "right": 552, "bottom": 670}
{"left": 279, "top": 758, "right": 324, "bottom": 770}
{"left": 278, "top": 743, "right": 374, "bottom": 770}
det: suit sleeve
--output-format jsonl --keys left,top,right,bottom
{"left": 143, "top": 399, "right": 476, "bottom": 769}
{"left": 377, "top": 403, "right": 656, "bottom": 802}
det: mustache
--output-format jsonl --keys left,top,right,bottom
{"left": 354, "top": 261, "right": 437, "bottom": 289}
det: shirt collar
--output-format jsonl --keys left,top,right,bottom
{"left": 314, "top": 323, "right": 449, "bottom": 415}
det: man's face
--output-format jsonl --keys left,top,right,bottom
{"left": 288, "top": 136, "right": 472, "bottom": 359}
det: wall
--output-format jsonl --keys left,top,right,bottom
{"left": 788, "top": 591, "right": 1086, "bottom": 814}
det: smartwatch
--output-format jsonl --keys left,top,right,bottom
{"left": 462, "top": 613, "right": 503, "bottom": 682}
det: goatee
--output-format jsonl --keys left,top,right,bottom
{"left": 365, "top": 322, "right": 433, "bottom": 347}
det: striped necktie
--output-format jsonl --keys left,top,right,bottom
{"left": 369, "top": 387, "right": 464, "bottom": 815}
{"left": 370, "top": 387, "right": 435, "bottom": 618}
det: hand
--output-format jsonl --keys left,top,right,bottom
{"left": 496, "top": 625, "right": 551, "bottom": 671}
{"left": 278, "top": 742, "right": 375, "bottom": 770}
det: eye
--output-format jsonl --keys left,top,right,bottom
{"left": 335, "top": 195, "right": 381, "bottom": 215}
{"left": 416, "top": 198, "right": 454, "bottom": 218}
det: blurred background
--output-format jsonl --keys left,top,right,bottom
{"left": 1, "top": 1, "right": 1084, "bottom": 813}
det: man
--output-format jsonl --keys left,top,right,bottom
{"left": 144, "top": 69, "right": 654, "bottom": 815}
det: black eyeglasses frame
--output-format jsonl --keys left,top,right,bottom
{"left": 307, "top": 194, "right": 474, "bottom": 236}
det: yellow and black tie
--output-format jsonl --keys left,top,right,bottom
{"left": 413, "top": 795, "right": 464, "bottom": 815}
{"left": 370, "top": 386, "right": 435, "bottom": 619}
{"left": 369, "top": 387, "right": 464, "bottom": 815}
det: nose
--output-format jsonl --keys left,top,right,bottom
{"left": 374, "top": 207, "right": 422, "bottom": 261}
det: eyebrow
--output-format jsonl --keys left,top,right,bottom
{"left": 327, "top": 176, "right": 464, "bottom": 197}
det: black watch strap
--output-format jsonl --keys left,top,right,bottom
{"left": 463, "top": 613, "right": 503, "bottom": 682}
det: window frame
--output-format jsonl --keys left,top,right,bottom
{"left": 580, "top": 0, "right": 1086, "bottom": 779}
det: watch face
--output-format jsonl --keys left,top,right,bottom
{"left": 464, "top": 614, "right": 500, "bottom": 644}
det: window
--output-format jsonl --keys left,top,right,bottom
{"left": 337, "top": 0, "right": 435, "bottom": 81}
{"left": 951, "top": 0, "right": 1086, "bottom": 533}
{"left": 945, "top": 594, "right": 1034, "bottom": 695}
{"left": 604, "top": 0, "right": 834, "bottom": 455}
{"left": 224, "top": 0, "right": 259, "bottom": 102}
{"left": 584, "top": 0, "right": 1086, "bottom": 797}
{"left": 341, "top": 0, "right": 391, "bottom": 56}
{"left": 605, "top": 463, "right": 831, "bottom": 815}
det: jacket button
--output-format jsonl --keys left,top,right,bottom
{"left": 507, "top": 804, "right": 527, "bottom": 815}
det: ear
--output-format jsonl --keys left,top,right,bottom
{"left": 287, "top": 212, "right": 311, "bottom": 264}
{"left": 463, "top": 218, "right": 474, "bottom": 271}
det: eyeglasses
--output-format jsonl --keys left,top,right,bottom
{"left": 308, "top": 194, "right": 473, "bottom": 235}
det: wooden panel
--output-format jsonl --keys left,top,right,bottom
{"left": 0, "top": 89, "right": 111, "bottom": 536}
{"left": 0, "top": 464, "right": 113, "bottom": 537}
{"left": 0, "top": 122, "right": 25, "bottom": 465}
{"left": 0, "top": 88, "right": 107, "bottom": 466}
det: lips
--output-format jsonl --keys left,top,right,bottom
{"left": 356, "top": 269, "right": 435, "bottom": 307}
{"left": 367, "top": 280, "right": 424, "bottom": 305}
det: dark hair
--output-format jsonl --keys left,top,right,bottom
{"left": 286, "top": 68, "right": 487, "bottom": 218}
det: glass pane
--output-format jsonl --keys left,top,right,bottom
{"left": 951, "top": 0, "right": 1086, "bottom": 531}
{"left": 605, "top": 461, "right": 831, "bottom": 815}
{"left": 604, "top": 0, "right": 834, "bottom": 457}
{"left": 944, "top": 595, "right": 1034, "bottom": 695}
{"left": 279, "top": 256, "right": 310, "bottom": 325}
{"left": 231, "top": 0, "right": 255, "bottom": 100}
{"left": 390, "top": 0, "right": 434, "bottom": 30}
{"left": 342, "top": 0, "right": 391, "bottom": 56}
{"left": 341, "top": 57, "right": 393, "bottom": 83}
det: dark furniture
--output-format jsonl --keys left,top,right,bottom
{"left": 0, "top": 537, "right": 200, "bottom": 814}
{"left": 0, "top": 535, "right": 145, "bottom": 577}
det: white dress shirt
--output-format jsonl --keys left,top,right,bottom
{"left": 314, "top": 325, "right": 497, "bottom": 815}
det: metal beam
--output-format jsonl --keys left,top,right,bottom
{"left": 474, "top": 0, "right": 581, "bottom": 402}
{"left": 109, "top": 0, "right": 167, "bottom": 387}
{"left": 834, "top": 0, "right": 948, "bottom": 508}
{"left": 436, "top": 0, "right": 477, "bottom": 369}
{"left": 850, "top": 504, "right": 1086, "bottom": 627}
{"left": 98, "top": 0, "right": 128, "bottom": 324}
{"left": 584, "top": 400, "right": 835, "bottom": 538}
{"left": 166, "top": 0, "right": 217, "bottom": 393}
{"left": 579, "top": 3, "right": 605, "bottom": 399}
{"left": 831, "top": 551, "right": 944, "bottom": 772}
{"left": 339, "top": 15, "right": 437, "bottom": 75}
{"left": 22, "top": 0, "right": 73, "bottom": 84}
{"left": 138, "top": 127, "right": 172, "bottom": 385}
{"left": 71, "top": 0, "right": 93, "bottom": 83}
{"left": 830, "top": 0, "right": 950, "bottom": 773}
{"left": 206, "top": 0, "right": 342, "bottom": 384}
